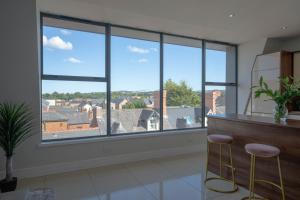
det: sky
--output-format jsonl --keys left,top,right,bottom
{"left": 42, "top": 26, "right": 229, "bottom": 94}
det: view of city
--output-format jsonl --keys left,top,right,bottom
{"left": 42, "top": 16, "right": 235, "bottom": 140}
{"left": 42, "top": 87, "right": 225, "bottom": 140}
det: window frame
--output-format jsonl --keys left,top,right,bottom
{"left": 41, "top": 13, "right": 109, "bottom": 142}
{"left": 162, "top": 34, "right": 203, "bottom": 131}
{"left": 202, "top": 41, "right": 238, "bottom": 127}
{"left": 40, "top": 12, "right": 238, "bottom": 142}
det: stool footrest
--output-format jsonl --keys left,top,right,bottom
{"left": 241, "top": 197, "right": 269, "bottom": 200}
{"left": 254, "top": 179, "right": 283, "bottom": 191}
{"left": 223, "top": 163, "right": 235, "bottom": 170}
{"left": 204, "top": 177, "right": 238, "bottom": 193}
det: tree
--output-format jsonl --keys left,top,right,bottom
{"left": 42, "top": 92, "right": 106, "bottom": 100}
{"left": 164, "top": 79, "right": 200, "bottom": 107}
{"left": 123, "top": 100, "right": 146, "bottom": 109}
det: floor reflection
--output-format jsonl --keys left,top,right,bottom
{"left": 15, "top": 153, "right": 250, "bottom": 200}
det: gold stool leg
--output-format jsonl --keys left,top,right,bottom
{"left": 243, "top": 155, "right": 257, "bottom": 200}
{"left": 220, "top": 144, "right": 222, "bottom": 177}
{"left": 229, "top": 145, "right": 236, "bottom": 188}
{"left": 277, "top": 156, "right": 285, "bottom": 200}
{"left": 242, "top": 155, "right": 283, "bottom": 200}
{"left": 205, "top": 142, "right": 210, "bottom": 181}
{"left": 250, "top": 155, "right": 256, "bottom": 199}
{"left": 247, "top": 155, "right": 254, "bottom": 200}
{"left": 205, "top": 142, "right": 238, "bottom": 193}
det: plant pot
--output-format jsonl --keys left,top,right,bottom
{"left": 0, "top": 177, "right": 17, "bottom": 193}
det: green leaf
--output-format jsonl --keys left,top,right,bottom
{"left": 259, "top": 76, "right": 263, "bottom": 87}
{"left": 0, "top": 103, "right": 33, "bottom": 157}
{"left": 253, "top": 76, "right": 300, "bottom": 105}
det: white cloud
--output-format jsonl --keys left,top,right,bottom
{"left": 60, "top": 29, "right": 72, "bottom": 35}
{"left": 138, "top": 58, "right": 148, "bottom": 63}
{"left": 43, "top": 35, "right": 73, "bottom": 50}
{"left": 127, "top": 45, "right": 149, "bottom": 54}
{"left": 66, "top": 57, "right": 82, "bottom": 64}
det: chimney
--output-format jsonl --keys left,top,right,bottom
{"left": 205, "top": 90, "right": 221, "bottom": 114}
{"left": 90, "top": 107, "right": 98, "bottom": 127}
{"left": 153, "top": 90, "right": 167, "bottom": 118}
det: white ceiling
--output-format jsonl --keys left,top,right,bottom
{"left": 37, "top": 0, "right": 300, "bottom": 44}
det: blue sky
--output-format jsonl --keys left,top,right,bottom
{"left": 42, "top": 26, "right": 227, "bottom": 94}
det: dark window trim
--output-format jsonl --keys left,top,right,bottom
{"left": 201, "top": 40, "right": 206, "bottom": 128}
{"left": 204, "top": 82, "right": 237, "bottom": 86}
{"left": 42, "top": 75, "right": 107, "bottom": 82}
{"left": 106, "top": 24, "right": 111, "bottom": 136}
{"left": 41, "top": 12, "right": 237, "bottom": 47}
{"left": 40, "top": 12, "right": 238, "bottom": 142}
{"left": 159, "top": 33, "right": 164, "bottom": 132}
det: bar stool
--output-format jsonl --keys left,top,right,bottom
{"left": 205, "top": 134, "right": 238, "bottom": 193}
{"left": 242, "top": 143, "right": 285, "bottom": 200}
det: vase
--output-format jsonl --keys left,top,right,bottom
{"left": 274, "top": 104, "right": 288, "bottom": 123}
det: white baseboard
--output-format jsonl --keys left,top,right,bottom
{"left": 4, "top": 144, "right": 204, "bottom": 179}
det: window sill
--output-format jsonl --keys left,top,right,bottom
{"left": 38, "top": 128, "right": 207, "bottom": 148}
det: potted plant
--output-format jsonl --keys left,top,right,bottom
{"left": 0, "top": 103, "right": 33, "bottom": 193}
{"left": 253, "top": 76, "right": 300, "bottom": 122}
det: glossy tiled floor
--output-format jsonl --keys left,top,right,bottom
{"left": 7, "top": 153, "right": 252, "bottom": 200}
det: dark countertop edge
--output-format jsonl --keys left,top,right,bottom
{"left": 207, "top": 114, "right": 300, "bottom": 129}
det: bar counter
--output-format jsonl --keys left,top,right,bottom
{"left": 207, "top": 114, "right": 300, "bottom": 200}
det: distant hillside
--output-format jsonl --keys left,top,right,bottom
{"left": 42, "top": 91, "right": 153, "bottom": 100}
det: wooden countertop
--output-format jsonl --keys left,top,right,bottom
{"left": 207, "top": 114, "right": 300, "bottom": 129}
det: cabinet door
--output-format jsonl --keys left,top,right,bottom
{"left": 294, "top": 52, "right": 300, "bottom": 79}
{"left": 251, "top": 52, "right": 281, "bottom": 115}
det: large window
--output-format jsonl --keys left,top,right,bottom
{"left": 204, "top": 42, "right": 237, "bottom": 126}
{"left": 41, "top": 16, "right": 107, "bottom": 140}
{"left": 41, "top": 14, "right": 237, "bottom": 141}
{"left": 163, "top": 36, "right": 202, "bottom": 130}
{"left": 110, "top": 27, "right": 160, "bottom": 134}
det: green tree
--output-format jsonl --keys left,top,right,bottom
{"left": 123, "top": 100, "right": 146, "bottom": 109}
{"left": 164, "top": 79, "right": 200, "bottom": 107}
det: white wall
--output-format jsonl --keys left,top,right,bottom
{"left": 237, "top": 38, "right": 267, "bottom": 114}
{"left": 0, "top": 0, "right": 205, "bottom": 179}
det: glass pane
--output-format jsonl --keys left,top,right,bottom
{"left": 42, "top": 80, "right": 107, "bottom": 140}
{"left": 205, "top": 43, "right": 236, "bottom": 83}
{"left": 163, "top": 35, "right": 202, "bottom": 130}
{"left": 205, "top": 86, "right": 236, "bottom": 126}
{"left": 111, "top": 27, "right": 160, "bottom": 134}
{"left": 43, "top": 17, "right": 106, "bottom": 77}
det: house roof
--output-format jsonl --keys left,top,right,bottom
{"left": 111, "top": 109, "right": 143, "bottom": 133}
{"left": 89, "top": 99, "right": 105, "bottom": 105}
{"left": 99, "top": 106, "right": 212, "bottom": 134}
{"left": 143, "top": 98, "right": 153, "bottom": 105}
{"left": 111, "top": 98, "right": 127, "bottom": 105}
{"left": 165, "top": 106, "right": 210, "bottom": 129}
{"left": 100, "top": 108, "right": 159, "bottom": 133}
{"left": 78, "top": 101, "right": 87, "bottom": 107}
{"left": 69, "top": 99, "right": 83, "bottom": 104}
{"left": 139, "top": 109, "right": 157, "bottom": 121}
{"left": 54, "top": 106, "right": 78, "bottom": 113}
{"left": 43, "top": 109, "right": 90, "bottom": 125}
{"left": 42, "top": 112, "right": 68, "bottom": 122}
{"left": 64, "top": 112, "right": 90, "bottom": 125}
